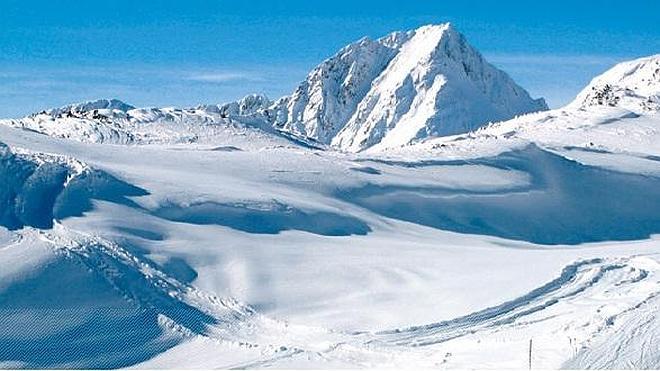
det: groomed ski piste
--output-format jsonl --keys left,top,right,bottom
{"left": 1, "top": 24, "right": 659, "bottom": 369}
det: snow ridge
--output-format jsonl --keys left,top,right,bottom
{"left": 265, "top": 32, "right": 412, "bottom": 143}
{"left": 42, "top": 98, "right": 135, "bottom": 117}
{"left": 571, "top": 54, "right": 660, "bottom": 112}
{"left": 0, "top": 94, "right": 293, "bottom": 146}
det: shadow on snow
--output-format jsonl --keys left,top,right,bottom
{"left": 344, "top": 145, "right": 660, "bottom": 245}
{"left": 153, "top": 200, "right": 371, "bottom": 236}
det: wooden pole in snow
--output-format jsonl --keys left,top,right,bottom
{"left": 528, "top": 338, "right": 533, "bottom": 370}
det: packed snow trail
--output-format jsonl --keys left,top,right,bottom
{"left": 5, "top": 220, "right": 660, "bottom": 369}
{"left": 372, "top": 258, "right": 617, "bottom": 346}
{"left": 245, "top": 255, "right": 660, "bottom": 368}
{"left": 132, "top": 252, "right": 660, "bottom": 369}
{"left": 372, "top": 257, "right": 652, "bottom": 344}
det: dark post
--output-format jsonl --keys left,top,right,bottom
{"left": 528, "top": 338, "right": 533, "bottom": 370}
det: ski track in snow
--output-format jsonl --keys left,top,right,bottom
{"left": 4, "top": 224, "right": 659, "bottom": 369}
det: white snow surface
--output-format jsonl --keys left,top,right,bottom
{"left": 332, "top": 24, "right": 547, "bottom": 151}
{"left": 570, "top": 54, "right": 660, "bottom": 112}
{"left": 0, "top": 38, "right": 659, "bottom": 369}
{"left": 0, "top": 94, "right": 299, "bottom": 148}
{"left": 270, "top": 23, "right": 547, "bottom": 151}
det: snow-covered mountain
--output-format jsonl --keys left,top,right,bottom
{"left": 199, "top": 93, "right": 272, "bottom": 118}
{"left": 265, "top": 31, "right": 410, "bottom": 143}
{"left": 269, "top": 23, "right": 547, "bottom": 151}
{"left": 570, "top": 54, "right": 660, "bottom": 112}
{"left": 387, "top": 54, "right": 660, "bottom": 175}
{"left": 1, "top": 24, "right": 546, "bottom": 152}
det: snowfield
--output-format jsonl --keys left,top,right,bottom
{"left": 0, "top": 24, "right": 659, "bottom": 369}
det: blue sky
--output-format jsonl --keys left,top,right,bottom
{"left": 1, "top": 0, "right": 658, "bottom": 117}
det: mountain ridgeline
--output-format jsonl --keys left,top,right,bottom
{"left": 7, "top": 23, "right": 616, "bottom": 151}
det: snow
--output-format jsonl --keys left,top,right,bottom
{"left": 268, "top": 23, "right": 547, "bottom": 151}
{"left": 44, "top": 98, "right": 136, "bottom": 116}
{"left": 0, "top": 26, "right": 659, "bottom": 369}
{"left": 0, "top": 97, "right": 304, "bottom": 148}
{"left": 570, "top": 54, "right": 660, "bottom": 112}
{"left": 333, "top": 24, "right": 547, "bottom": 152}
{"left": 267, "top": 34, "right": 403, "bottom": 143}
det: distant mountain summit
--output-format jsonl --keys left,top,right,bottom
{"left": 43, "top": 99, "right": 135, "bottom": 117}
{"left": 571, "top": 54, "right": 660, "bottom": 112}
{"left": 268, "top": 23, "right": 547, "bottom": 151}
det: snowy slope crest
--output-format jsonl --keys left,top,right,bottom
{"left": 269, "top": 23, "right": 547, "bottom": 151}
{"left": 0, "top": 95, "right": 281, "bottom": 145}
{"left": 198, "top": 93, "right": 271, "bottom": 118}
{"left": 42, "top": 98, "right": 136, "bottom": 117}
{"left": 571, "top": 54, "right": 660, "bottom": 112}
{"left": 0, "top": 141, "right": 89, "bottom": 229}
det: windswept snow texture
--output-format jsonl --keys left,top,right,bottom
{"left": 153, "top": 201, "right": 370, "bottom": 236}
{"left": 0, "top": 142, "right": 147, "bottom": 230}
{"left": 0, "top": 143, "right": 73, "bottom": 230}
{"left": 1, "top": 40, "right": 660, "bottom": 369}
{"left": 0, "top": 239, "right": 183, "bottom": 368}
{"left": 347, "top": 145, "right": 660, "bottom": 244}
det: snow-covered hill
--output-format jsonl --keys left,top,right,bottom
{"left": 42, "top": 98, "right": 136, "bottom": 117}
{"left": 570, "top": 54, "right": 660, "bottom": 112}
{"left": 0, "top": 95, "right": 322, "bottom": 149}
